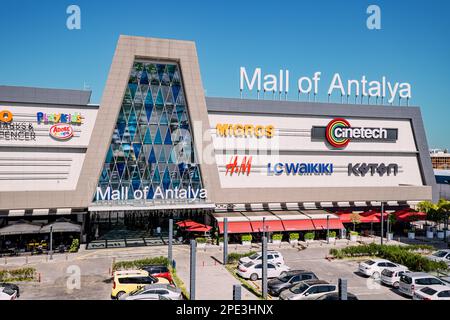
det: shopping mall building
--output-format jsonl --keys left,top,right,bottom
{"left": 0, "top": 36, "right": 438, "bottom": 249}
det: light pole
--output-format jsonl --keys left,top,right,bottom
{"left": 326, "top": 215, "right": 330, "bottom": 244}
{"left": 380, "top": 202, "right": 384, "bottom": 245}
{"left": 223, "top": 217, "right": 228, "bottom": 265}
{"left": 168, "top": 218, "right": 173, "bottom": 267}
{"left": 49, "top": 225, "right": 53, "bottom": 260}
{"left": 262, "top": 235, "right": 268, "bottom": 300}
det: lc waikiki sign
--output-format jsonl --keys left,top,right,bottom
{"left": 312, "top": 118, "right": 398, "bottom": 149}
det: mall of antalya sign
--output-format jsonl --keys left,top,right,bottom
{"left": 95, "top": 186, "right": 208, "bottom": 202}
{"left": 240, "top": 67, "right": 412, "bottom": 104}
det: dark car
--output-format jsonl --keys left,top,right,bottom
{"left": 268, "top": 270, "right": 318, "bottom": 296}
{"left": 316, "top": 292, "right": 358, "bottom": 300}
{"left": 140, "top": 265, "right": 173, "bottom": 283}
{"left": 0, "top": 283, "right": 20, "bottom": 298}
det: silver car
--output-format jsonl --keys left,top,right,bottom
{"left": 426, "top": 250, "right": 450, "bottom": 265}
{"left": 119, "top": 283, "right": 182, "bottom": 300}
{"left": 279, "top": 280, "right": 337, "bottom": 300}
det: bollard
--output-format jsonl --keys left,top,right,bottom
{"left": 38, "top": 273, "right": 41, "bottom": 283}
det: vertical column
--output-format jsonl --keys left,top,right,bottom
{"left": 262, "top": 236, "right": 268, "bottom": 300}
{"left": 223, "top": 217, "right": 228, "bottom": 265}
{"left": 168, "top": 218, "right": 173, "bottom": 267}
{"left": 338, "top": 278, "right": 348, "bottom": 300}
{"left": 233, "top": 284, "right": 242, "bottom": 300}
{"left": 190, "top": 239, "right": 196, "bottom": 300}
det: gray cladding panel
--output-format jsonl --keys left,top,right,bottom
{"left": 0, "top": 86, "right": 91, "bottom": 106}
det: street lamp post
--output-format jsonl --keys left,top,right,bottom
{"left": 380, "top": 202, "right": 384, "bottom": 245}
{"left": 326, "top": 215, "right": 330, "bottom": 244}
{"left": 49, "top": 225, "right": 53, "bottom": 260}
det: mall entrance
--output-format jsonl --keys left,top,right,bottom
{"left": 85, "top": 208, "right": 213, "bottom": 250}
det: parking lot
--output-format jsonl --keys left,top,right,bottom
{"left": 2, "top": 241, "right": 442, "bottom": 300}
{"left": 246, "top": 246, "right": 409, "bottom": 300}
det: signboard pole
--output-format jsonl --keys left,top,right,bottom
{"left": 190, "top": 239, "right": 196, "bottom": 300}
{"left": 223, "top": 217, "right": 228, "bottom": 265}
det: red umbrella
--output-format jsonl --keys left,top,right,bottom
{"left": 176, "top": 220, "right": 201, "bottom": 228}
{"left": 396, "top": 211, "right": 427, "bottom": 222}
{"left": 186, "top": 224, "right": 212, "bottom": 232}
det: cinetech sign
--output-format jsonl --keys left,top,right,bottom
{"left": 312, "top": 118, "right": 398, "bottom": 149}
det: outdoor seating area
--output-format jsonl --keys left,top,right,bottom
{"left": 0, "top": 218, "right": 81, "bottom": 256}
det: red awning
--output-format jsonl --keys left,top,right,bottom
{"left": 337, "top": 213, "right": 380, "bottom": 223}
{"left": 250, "top": 220, "right": 285, "bottom": 233}
{"left": 217, "top": 221, "right": 253, "bottom": 234}
{"left": 281, "top": 219, "right": 315, "bottom": 231}
{"left": 312, "top": 219, "right": 345, "bottom": 230}
{"left": 396, "top": 211, "right": 427, "bottom": 222}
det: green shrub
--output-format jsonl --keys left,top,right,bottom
{"left": 113, "top": 256, "right": 169, "bottom": 271}
{"left": 289, "top": 233, "right": 300, "bottom": 240}
{"left": 195, "top": 237, "right": 207, "bottom": 244}
{"left": 218, "top": 236, "right": 224, "bottom": 243}
{"left": 329, "top": 244, "right": 448, "bottom": 272}
{"left": 272, "top": 234, "right": 283, "bottom": 241}
{"left": 241, "top": 234, "right": 252, "bottom": 242}
{"left": 304, "top": 232, "right": 315, "bottom": 240}
{"left": 227, "top": 251, "right": 257, "bottom": 264}
{"left": 328, "top": 231, "right": 337, "bottom": 238}
{"left": 0, "top": 267, "right": 36, "bottom": 282}
{"left": 349, "top": 231, "right": 359, "bottom": 236}
{"left": 69, "top": 239, "right": 80, "bottom": 253}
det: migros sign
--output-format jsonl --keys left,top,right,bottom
{"left": 216, "top": 123, "right": 274, "bottom": 138}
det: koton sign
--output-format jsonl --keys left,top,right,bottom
{"left": 49, "top": 124, "right": 74, "bottom": 140}
{"left": 312, "top": 118, "right": 398, "bottom": 149}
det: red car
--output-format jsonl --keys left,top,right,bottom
{"left": 140, "top": 265, "right": 173, "bottom": 283}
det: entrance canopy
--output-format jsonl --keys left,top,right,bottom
{"left": 213, "top": 210, "right": 343, "bottom": 234}
{"left": 0, "top": 220, "right": 42, "bottom": 236}
{"left": 40, "top": 218, "right": 81, "bottom": 233}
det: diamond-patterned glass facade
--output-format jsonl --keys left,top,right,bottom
{"left": 95, "top": 61, "right": 203, "bottom": 201}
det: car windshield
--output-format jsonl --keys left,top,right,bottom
{"left": 290, "top": 283, "right": 309, "bottom": 294}
{"left": 248, "top": 253, "right": 259, "bottom": 260}
{"left": 1, "top": 287, "right": 15, "bottom": 295}
{"left": 244, "top": 262, "right": 254, "bottom": 268}
{"left": 278, "top": 274, "right": 292, "bottom": 283}
{"left": 382, "top": 269, "right": 394, "bottom": 277}
{"left": 420, "top": 287, "right": 437, "bottom": 295}
{"left": 130, "top": 287, "right": 146, "bottom": 296}
{"left": 432, "top": 251, "right": 448, "bottom": 258}
{"left": 363, "top": 260, "right": 376, "bottom": 265}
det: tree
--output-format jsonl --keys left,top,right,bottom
{"left": 418, "top": 199, "right": 450, "bottom": 232}
{"left": 350, "top": 213, "right": 361, "bottom": 231}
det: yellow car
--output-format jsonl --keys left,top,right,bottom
{"left": 111, "top": 270, "right": 159, "bottom": 299}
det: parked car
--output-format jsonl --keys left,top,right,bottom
{"left": 237, "top": 261, "right": 290, "bottom": 281}
{"left": 381, "top": 268, "right": 411, "bottom": 288}
{"left": 239, "top": 251, "right": 284, "bottom": 266}
{"left": 0, "top": 287, "right": 17, "bottom": 300}
{"left": 413, "top": 285, "right": 450, "bottom": 300}
{"left": 399, "top": 272, "right": 447, "bottom": 297}
{"left": 0, "top": 283, "right": 19, "bottom": 298}
{"left": 268, "top": 270, "right": 318, "bottom": 296}
{"left": 119, "top": 283, "right": 182, "bottom": 300}
{"left": 111, "top": 270, "right": 158, "bottom": 299}
{"left": 279, "top": 280, "right": 337, "bottom": 300}
{"left": 140, "top": 265, "right": 173, "bottom": 283}
{"left": 316, "top": 292, "right": 359, "bottom": 300}
{"left": 358, "top": 259, "right": 405, "bottom": 278}
{"left": 426, "top": 249, "right": 450, "bottom": 265}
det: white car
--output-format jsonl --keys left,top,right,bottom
{"left": 119, "top": 284, "right": 182, "bottom": 300}
{"left": 237, "top": 261, "right": 290, "bottom": 281}
{"left": 381, "top": 267, "right": 411, "bottom": 288}
{"left": 358, "top": 259, "right": 405, "bottom": 278}
{"left": 413, "top": 285, "right": 450, "bottom": 300}
{"left": 279, "top": 280, "right": 337, "bottom": 300}
{"left": 426, "top": 249, "right": 450, "bottom": 265}
{"left": 0, "top": 287, "right": 17, "bottom": 300}
{"left": 239, "top": 251, "right": 284, "bottom": 266}
{"left": 399, "top": 272, "right": 447, "bottom": 297}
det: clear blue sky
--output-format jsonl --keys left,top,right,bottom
{"left": 0, "top": 0, "right": 448, "bottom": 149}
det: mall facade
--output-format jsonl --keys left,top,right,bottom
{"left": 0, "top": 36, "right": 437, "bottom": 248}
